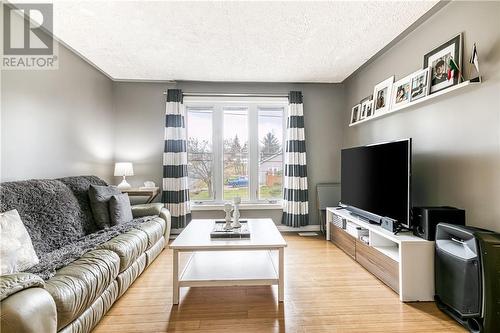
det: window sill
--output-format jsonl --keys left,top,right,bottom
{"left": 191, "top": 202, "right": 283, "bottom": 211}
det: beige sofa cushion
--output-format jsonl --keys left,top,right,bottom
{"left": 145, "top": 237, "right": 165, "bottom": 267}
{"left": 0, "top": 273, "right": 44, "bottom": 301}
{"left": 135, "top": 218, "right": 165, "bottom": 249}
{"left": 44, "top": 249, "right": 120, "bottom": 330}
{"left": 116, "top": 253, "right": 147, "bottom": 297}
{"left": 131, "top": 203, "right": 164, "bottom": 218}
{"left": 98, "top": 228, "right": 148, "bottom": 272}
{"left": 0, "top": 287, "right": 57, "bottom": 333}
{"left": 58, "top": 281, "right": 119, "bottom": 333}
{"left": 131, "top": 204, "right": 171, "bottom": 241}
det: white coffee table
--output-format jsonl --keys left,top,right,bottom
{"left": 169, "top": 218, "right": 287, "bottom": 305}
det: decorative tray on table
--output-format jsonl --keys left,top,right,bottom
{"left": 210, "top": 220, "right": 250, "bottom": 239}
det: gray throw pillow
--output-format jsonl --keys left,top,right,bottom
{"left": 88, "top": 185, "right": 121, "bottom": 229}
{"left": 109, "top": 193, "right": 133, "bottom": 226}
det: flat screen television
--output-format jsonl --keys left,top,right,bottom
{"left": 340, "top": 139, "right": 412, "bottom": 228}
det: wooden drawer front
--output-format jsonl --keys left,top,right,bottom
{"left": 355, "top": 240, "right": 399, "bottom": 292}
{"left": 330, "top": 226, "right": 356, "bottom": 259}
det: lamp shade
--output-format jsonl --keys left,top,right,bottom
{"left": 114, "top": 162, "right": 134, "bottom": 176}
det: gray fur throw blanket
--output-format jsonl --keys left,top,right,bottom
{"left": 0, "top": 176, "right": 157, "bottom": 280}
{"left": 26, "top": 216, "right": 154, "bottom": 280}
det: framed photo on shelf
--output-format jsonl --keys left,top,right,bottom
{"left": 410, "top": 67, "right": 431, "bottom": 101}
{"left": 350, "top": 104, "right": 361, "bottom": 124}
{"left": 423, "top": 33, "right": 462, "bottom": 94}
{"left": 359, "top": 104, "right": 367, "bottom": 120}
{"left": 359, "top": 95, "right": 372, "bottom": 119}
{"left": 361, "top": 98, "right": 374, "bottom": 118}
{"left": 373, "top": 76, "right": 394, "bottom": 114}
{"left": 391, "top": 73, "right": 413, "bottom": 108}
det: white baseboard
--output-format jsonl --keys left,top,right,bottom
{"left": 277, "top": 224, "right": 320, "bottom": 232}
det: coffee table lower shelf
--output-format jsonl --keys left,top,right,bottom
{"left": 179, "top": 251, "right": 279, "bottom": 287}
{"left": 173, "top": 250, "right": 284, "bottom": 304}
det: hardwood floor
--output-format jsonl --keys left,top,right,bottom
{"left": 93, "top": 234, "right": 465, "bottom": 333}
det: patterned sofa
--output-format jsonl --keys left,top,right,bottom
{"left": 0, "top": 176, "right": 171, "bottom": 333}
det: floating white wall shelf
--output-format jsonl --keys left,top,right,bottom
{"left": 349, "top": 80, "right": 481, "bottom": 127}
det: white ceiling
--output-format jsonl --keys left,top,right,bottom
{"left": 45, "top": 0, "right": 438, "bottom": 82}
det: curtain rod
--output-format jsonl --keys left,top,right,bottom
{"left": 163, "top": 92, "right": 289, "bottom": 98}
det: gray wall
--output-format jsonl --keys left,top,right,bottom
{"left": 5, "top": 0, "right": 498, "bottom": 232}
{"left": 1, "top": 40, "right": 115, "bottom": 182}
{"left": 343, "top": 1, "right": 500, "bottom": 232}
{"left": 113, "top": 81, "right": 345, "bottom": 225}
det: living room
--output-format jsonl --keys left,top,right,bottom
{"left": 1, "top": 1, "right": 499, "bottom": 333}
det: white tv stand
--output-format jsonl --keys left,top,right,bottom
{"left": 326, "top": 207, "right": 435, "bottom": 302}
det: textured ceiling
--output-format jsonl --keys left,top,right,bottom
{"left": 45, "top": 0, "right": 438, "bottom": 82}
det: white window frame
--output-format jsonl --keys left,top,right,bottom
{"left": 185, "top": 96, "right": 287, "bottom": 205}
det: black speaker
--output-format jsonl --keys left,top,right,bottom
{"left": 435, "top": 223, "right": 500, "bottom": 333}
{"left": 412, "top": 206, "right": 465, "bottom": 240}
{"left": 475, "top": 232, "right": 500, "bottom": 333}
{"left": 435, "top": 224, "right": 481, "bottom": 317}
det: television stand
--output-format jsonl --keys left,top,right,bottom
{"left": 326, "top": 207, "right": 434, "bottom": 302}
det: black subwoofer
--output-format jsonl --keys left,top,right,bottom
{"left": 413, "top": 206, "right": 465, "bottom": 240}
{"left": 435, "top": 223, "right": 500, "bottom": 333}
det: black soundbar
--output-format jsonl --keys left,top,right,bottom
{"left": 339, "top": 203, "right": 383, "bottom": 224}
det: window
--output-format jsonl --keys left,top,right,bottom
{"left": 187, "top": 108, "right": 214, "bottom": 201}
{"left": 186, "top": 97, "right": 286, "bottom": 204}
{"left": 258, "top": 108, "right": 283, "bottom": 200}
{"left": 223, "top": 108, "right": 249, "bottom": 201}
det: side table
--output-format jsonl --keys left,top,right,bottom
{"left": 120, "top": 187, "right": 160, "bottom": 203}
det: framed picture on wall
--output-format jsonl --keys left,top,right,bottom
{"left": 350, "top": 104, "right": 361, "bottom": 124}
{"left": 372, "top": 76, "right": 394, "bottom": 114}
{"left": 391, "top": 73, "right": 413, "bottom": 108}
{"left": 361, "top": 98, "right": 374, "bottom": 118}
{"left": 359, "top": 95, "right": 372, "bottom": 119}
{"left": 423, "top": 33, "right": 462, "bottom": 94}
{"left": 359, "top": 103, "right": 367, "bottom": 120}
{"left": 410, "top": 67, "right": 431, "bottom": 101}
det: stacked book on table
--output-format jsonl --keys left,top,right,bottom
{"left": 210, "top": 221, "right": 250, "bottom": 239}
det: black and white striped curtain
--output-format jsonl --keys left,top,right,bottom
{"left": 162, "top": 89, "right": 191, "bottom": 228}
{"left": 282, "top": 91, "right": 309, "bottom": 227}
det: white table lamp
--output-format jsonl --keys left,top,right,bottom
{"left": 114, "top": 162, "right": 134, "bottom": 189}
